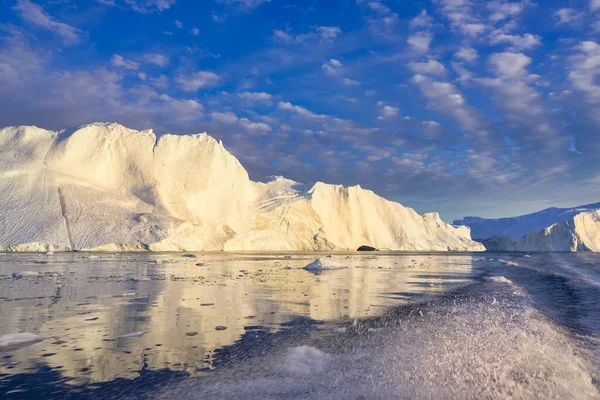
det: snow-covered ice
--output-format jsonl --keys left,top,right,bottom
{"left": 455, "top": 202, "right": 600, "bottom": 252}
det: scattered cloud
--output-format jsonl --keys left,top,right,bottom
{"left": 111, "top": 54, "right": 140, "bottom": 70}
{"left": 489, "top": 32, "right": 541, "bottom": 50}
{"left": 554, "top": 8, "right": 584, "bottom": 25}
{"left": 273, "top": 26, "right": 341, "bottom": 44}
{"left": 410, "top": 60, "right": 447, "bottom": 77}
{"left": 125, "top": 0, "right": 176, "bottom": 13}
{"left": 407, "top": 32, "right": 433, "bottom": 53}
{"left": 144, "top": 53, "right": 169, "bottom": 67}
{"left": 13, "top": 0, "right": 83, "bottom": 44}
{"left": 211, "top": 111, "right": 239, "bottom": 124}
{"left": 454, "top": 47, "right": 478, "bottom": 63}
{"left": 175, "top": 71, "right": 221, "bottom": 91}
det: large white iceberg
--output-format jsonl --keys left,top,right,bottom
{"left": 0, "top": 123, "right": 484, "bottom": 252}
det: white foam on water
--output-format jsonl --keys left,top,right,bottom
{"left": 282, "top": 346, "right": 331, "bottom": 375}
{"left": 157, "top": 281, "right": 599, "bottom": 399}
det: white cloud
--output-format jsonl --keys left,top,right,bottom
{"left": 175, "top": 71, "right": 221, "bottom": 91}
{"left": 322, "top": 58, "right": 342, "bottom": 75}
{"left": 554, "top": 8, "right": 584, "bottom": 24}
{"left": 144, "top": 53, "right": 169, "bottom": 67}
{"left": 451, "top": 62, "right": 473, "bottom": 82}
{"left": 138, "top": 72, "right": 147, "bottom": 80}
{"left": 124, "top": 0, "right": 176, "bottom": 13}
{"left": 407, "top": 32, "right": 433, "bottom": 52}
{"left": 487, "top": 1, "right": 527, "bottom": 22}
{"left": 237, "top": 91, "right": 273, "bottom": 102}
{"left": 13, "top": 0, "right": 82, "bottom": 44}
{"left": 191, "top": 27, "right": 199, "bottom": 36}
{"left": 158, "top": 94, "right": 204, "bottom": 120}
{"left": 592, "top": 0, "right": 600, "bottom": 11}
{"left": 488, "top": 52, "right": 531, "bottom": 78}
{"left": 377, "top": 104, "right": 400, "bottom": 119}
{"left": 461, "top": 23, "right": 487, "bottom": 37}
{"left": 490, "top": 32, "right": 541, "bottom": 50}
{"left": 211, "top": 111, "right": 238, "bottom": 124}
{"left": 217, "top": 0, "right": 271, "bottom": 11}
{"left": 568, "top": 41, "right": 600, "bottom": 124}
{"left": 342, "top": 78, "right": 360, "bottom": 86}
{"left": 239, "top": 117, "right": 272, "bottom": 132}
{"left": 411, "top": 74, "right": 488, "bottom": 137}
{"left": 410, "top": 10, "right": 433, "bottom": 29}
{"left": 277, "top": 101, "right": 326, "bottom": 120}
{"left": 410, "top": 60, "right": 447, "bottom": 77}
{"left": 111, "top": 54, "right": 140, "bottom": 70}
{"left": 273, "top": 26, "right": 341, "bottom": 44}
{"left": 175, "top": 20, "right": 183, "bottom": 28}
{"left": 454, "top": 47, "right": 478, "bottom": 63}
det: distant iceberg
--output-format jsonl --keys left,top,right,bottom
{"left": 455, "top": 203, "right": 600, "bottom": 252}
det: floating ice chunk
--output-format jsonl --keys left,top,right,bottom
{"left": 485, "top": 276, "right": 513, "bottom": 284}
{"left": 303, "top": 257, "right": 347, "bottom": 271}
{"left": 0, "top": 333, "right": 44, "bottom": 349}
{"left": 283, "top": 346, "right": 330, "bottom": 375}
{"left": 45, "top": 251, "right": 54, "bottom": 255}
{"left": 117, "top": 331, "right": 145, "bottom": 339}
{"left": 12, "top": 271, "right": 39, "bottom": 279}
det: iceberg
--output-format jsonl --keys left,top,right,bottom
{"left": 0, "top": 123, "right": 484, "bottom": 252}
{"left": 455, "top": 203, "right": 600, "bottom": 252}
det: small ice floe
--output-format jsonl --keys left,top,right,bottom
{"left": 303, "top": 258, "right": 347, "bottom": 271}
{"left": 0, "top": 333, "right": 44, "bottom": 350}
{"left": 12, "top": 271, "right": 39, "bottom": 279}
{"left": 525, "top": 254, "right": 532, "bottom": 258}
{"left": 484, "top": 276, "right": 513, "bottom": 284}
{"left": 283, "top": 346, "right": 330, "bottom": 375}
{"left": 498, "top": 259, "right": 520, "bottom": 267}
{"left": 45, "top": 252, "right": 54, "bottom": 255}
{"left": 117, "top": 331, "right": 145, "bottom": 339}
{"left": 88, "top": 255, "right": 99, "bottom": 259}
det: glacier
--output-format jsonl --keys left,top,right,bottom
{"left": 455, "top": 204, "right": 600, "bottom": 252}
{"left": 0, "top": 122, "right": 484, "bottom": 252}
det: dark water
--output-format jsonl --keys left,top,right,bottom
{"left": 0, "top": 252, "right": 599, "bottom": 399}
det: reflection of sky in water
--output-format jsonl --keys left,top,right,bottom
{"left": 0, "top": 253, "right": 479, "bottom": 385}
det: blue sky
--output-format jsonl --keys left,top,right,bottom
{"left": 1, "top": 0, "right": 599, "bottom": 221}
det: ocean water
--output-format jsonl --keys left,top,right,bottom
{"left": 0, "top": 252, "right": 599, "bottom": 399}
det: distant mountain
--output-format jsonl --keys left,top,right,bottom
{"left": 0, "top": 123, "right": 484, "bottom": 252}
{"left": 455, "top": 203, "right": 600, "bottom": 252}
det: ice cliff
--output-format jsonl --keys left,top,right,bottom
{"left": 0, "top": 123, "right": 484, "bottom": 252}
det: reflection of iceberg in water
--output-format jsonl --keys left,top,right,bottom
{"left": 0, "top": 253, "right": 477, "bottom": 384}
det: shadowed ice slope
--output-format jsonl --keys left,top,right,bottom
{"left": 455, "top": 204, "right": 600, "bottom": 252}
{"left": 0, "top": 123, "right": 484, "bottom": 252}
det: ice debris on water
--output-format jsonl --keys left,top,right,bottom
{"left": 12, "top": 271, "right": 39, "bottom": 279}
{"left": 117, "top": 331, "right": 145, "bottom": 339}
{"left": 0, "top": 333, "right": 44, "bottom": 350}
{"left": 303, "top": 257, "right": 347, "bottom": 271}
